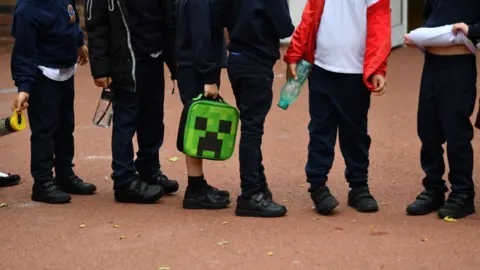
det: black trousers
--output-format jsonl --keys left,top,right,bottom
{"left": 111, "top": 55, "right": 165, "bottom": 186}
{"left": 28, "top": 72, "right": 76, "bottom": 183}
{"left": 306, "top": 66, "right": 371, "bottom": 190}
{"left": 418, "top": 52, "right": 476, "bottom": 194}
{"left": 227, "top": 53, "right": 273, "bottom": 196}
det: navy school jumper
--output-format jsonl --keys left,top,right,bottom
{"left": 10, "top": 0, "right": 84, "bottom": 182}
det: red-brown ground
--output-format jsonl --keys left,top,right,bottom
{"left": 1, "top": 48, "right": 479, "bottom": 270}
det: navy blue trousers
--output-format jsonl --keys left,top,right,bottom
{"left": 227, "top": 53, "right": 273, "bottom": 196}
{"left": 418, "top": 52, "right": 476, "bottom": 195}
{"left": 111, "top": 55, "right": 165, "bottom": 186}
{"left": 28, "top": 72, "right": 76, "bottom": 183}
{"left": 306, "top": 66, "right": 371, "bottom": 190}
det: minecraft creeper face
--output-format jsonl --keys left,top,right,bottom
{"left": 183, "top": 100, "right": 239, "bottom": 160}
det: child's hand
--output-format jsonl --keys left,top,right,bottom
{"left": 78, "top": 45, "right": 89, "bottom": 65}
{"left": 204, "top": 84, "right": 219, "bottom": 99}
{"left": 372, "top": 74, "right": 387, "bottom": 96}
{"left": 452, "top": 23, "right": 469, "bottom": 35}
{"left": 12, "top": 92, "right": 29, "bottom": 112}
{"left": 286, "top": 63, "right": 297, "bottom": 80}
{"left": 94, "top": 77, "right": 112, "bottom": 88}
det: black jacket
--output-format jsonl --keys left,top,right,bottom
{"left": 85, "top": 0, "right": 178, "bottom": 92}
{"left": 175, "top": 0, "right": 227, "bottom": 84}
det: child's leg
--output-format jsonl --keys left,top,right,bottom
{"left": 134, "top": 56, "right": 178, "bottom": 195}
{"left": 28, "top": 73, "right": 70, "bottom": 203}
{"left": 53, "top": 76, "right": 96, "bottom": 195}
{"left": 329, "top": 70, "right": 377, "bottom": 212}
{"left": 407, "top": 53, "right": 448, "bottom": 216}
{"left": 305, "top": 66, "right": 340, "bottom": 215}
{"left": 177, "top": 66, "right": 230, "bottom": 210}
{"left": 227, "top": 54, "right": 286, "bottom": 218}
{"left": 435, "top": 54, "right": 476, "bottom": 219}
{"left": 111, "top": 60, "right": 164, "bottom": 204}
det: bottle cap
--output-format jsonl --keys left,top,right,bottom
{"left": 9, "top": 111, "right": 27, "bottom": 131}
{"left": 277, "top": 100, "right": 289, "bottom": 110}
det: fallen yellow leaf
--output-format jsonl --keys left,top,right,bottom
{"left": 113, "top": 224, "right": 120, "bottom": 228}
{"left": 0, "top": 203, "right": 8, "bottom": 208}
{"left": 216, "top": 240, "right": 231, "bottom": 246}
{"left": 79, "top": 224, "right": 86, "bottom": 228}
{"left": 119, "top": 235, "right": 126, "bottom": 240}
{"left": 134, "top": 234, "right": 141, "bottom": 237}
{"left": 158, "top": 267, "right": 170, "bottom": 270}
{"left": 370, "top": 225, "right": 375, "bottom": 228}
{"left": 444, "top": 216, "right": 457, "bottom": 222}
{"left": 267, "top": 252, "right": 274, "bottom": 256}
{"left": 222, "top": 221, "right": 228, "bottom": 225}
{"left": 168, "top": 156, "right": 179, "bottom": 162}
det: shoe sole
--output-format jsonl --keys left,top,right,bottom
{"left": 31, "top": 196, "right": 71, "bottom": 204}
{"left": 115, "top": 189, "right": 165, "bottom": 204}
{"left": 406, "top": 205, "right": 443, "bottom": 216}
{"left": 235, "top": 209, "right": 287, "bottom": 218}
{"left": 183, "top": 199, "right": 231, "bottom": 210}
{"left": 437, "top": 207, "right": 476, "bottom": 219}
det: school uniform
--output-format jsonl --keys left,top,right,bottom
{"left": 284, "top": 0, "right": 391, "bottom": 215}
{"left": 11, "top": 0, "right": 96, "bottom": 204}
{"left": 406, "top": 0, "right": 480, "bottom": 219}
{"left": 175, "top": 0, "right": 230, "bottom": 210}
{"left": 226, "top": 0, "right": 294, "bottom": 217}
{"left": 86, "top": 0, "right": 179, "bottom": 203}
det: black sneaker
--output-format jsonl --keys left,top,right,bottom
{"left": 183, "top": 185, "right": 230, "bottom": 210}
{"left": 56, "top": 175, "right": 97, "bottom": 195}
{"left": 207, "top": 183, "right": 230, "bottom": 197}
{"left": 32, "top": 181, "right": 71, "bottom": 204}
{"left": 406, "top": 189, "right": 445, "bottom": 216}
{"left": 437, "top": 192, "right": 475, "bottom": 219}
{"left": 114, "top": 179, "right": 164, "bottom": 204}
{"left": 235, "top": 193, "right": 287, "bottom": 218}
{"left": 0, "top": 173, "right": 21, "bottom": 187}
{"left": 143, "top": 173, "right": 179, "bottom": 195}
{"left": 348, "top": 187, "right": 379, "bottom": 213}
{"left": 311, "top": 186, "right": 339, "bottom": 215}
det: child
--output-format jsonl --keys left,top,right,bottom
{"left": 175, "top": 0, "right": 230, "bottom": 209}
{"left": 0, "top": 172, "right": 20, "bottom": 188}
{"left": 284, "top": 0, "right": 390, "bottom": 215}
{"left": 11, "top": 0, "right": 96, "bottom": 204}
{"left": 405, "top": 0, "right": 480, "bottom": 219}
{"left": 85, "top": 0, "right": 179, "bottom": 203}
{"left": 226, "top": 0, "right": 294, "bottom": 217}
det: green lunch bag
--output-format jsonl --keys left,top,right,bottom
{"left": 177, "top": 94, "right": 240, "bottom": 160}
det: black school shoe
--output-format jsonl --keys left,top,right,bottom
{"left": 0, "top": 174, "right": 21, "bottom": 187}
{"left": 32, "top": 181, "right": 72, "bottom": 204}
{"left": 437, "top": 192, "right": 475, "bottom": 219}
{"left": 115, "top": 178, "right": 164, "bottom": 204}
{"left": 142, "top": 173, "right": 180, "bottom": 195}
{"left": 406, "top": 189, "right": 445, "bottom": 216}
{"left": 348, "top": 187, "right": 379, "bottom": 213}
{"left": 235, "top": 193, "right": 287, "bottom": 218}
{"left": 310, "top": 186, "right": 339, "bottom": 215}
{"left": 56, "top": 175, "right": 97, "bottom": 195}
{"left": 183, "top": 185, "right": 230, "bottom": 210}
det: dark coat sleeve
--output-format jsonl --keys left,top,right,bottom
{"left": 85, "top": 0, "right": 111, "bottom": 78}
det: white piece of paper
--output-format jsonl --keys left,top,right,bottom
{"left": 407, "top": 24, "right": 477, "bottom": 53}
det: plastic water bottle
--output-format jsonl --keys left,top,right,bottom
{"left": 93, "top": 88, "right": 114, "bottom": 128}
{"left": 0, "top": 111, "right": 27, "bottom": 137}
{"left": 278, "top": 59, "right": 312, "bottom": 110}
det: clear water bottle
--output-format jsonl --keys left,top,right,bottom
{"left": 278, "top": 59, "right": 313, "bottom": 110}
{"left": 0, "top": 111, "right": 26, "bottom": 137}
{"left": 93, "top": 88, "right": 114, "bottom": 128}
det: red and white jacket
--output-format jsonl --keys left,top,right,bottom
{"left": 284, "top": 0, "right": 391, "bottom": 91}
